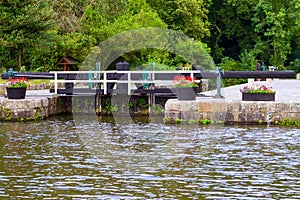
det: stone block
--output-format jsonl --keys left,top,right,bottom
{"left": 41, "top": 98, "right": 49, "bottom": 107}
{"left": 238, "top": 112, "right": 246, "bottom": 123}
{"left": 211, "top": 111, "right": 227, "bottom": 122}
{"left": 198, "top": 102, "right": 213, "bottom": 112}
{"left": 289, "top": 102, "right": 300, "bottom": 112}
{"left": 28, "top": 99, "right": 42, "bottom": 109}
{"left": 240, "top": 101, "right": 259, "bottom": 112}
{"left": 246, "top": 112, "right": 265, "bottom": 123}
{"left": 165, "top": 111, "right": 181, "bottom": 121}
{"left": 268, "top": 103, "right": 290, "bottom": 113}
{"left": 180, "top": 111, "right": 200, "bottom": 121}
{"left": 0, "top": 84, "right": 6, "bottom": 96}
{"left": 225, "top": 112, "right": 234, "bottom": 122}
{"left": 165, "top": 99, "right": 179, "bottom": 111}
{"left": 178, "top": 101, "right": 198, "bottom": 112}
{"left": 226, "top": 101, "right": 241, "bottom": 112}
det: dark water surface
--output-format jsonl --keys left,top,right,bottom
{"left": 0, "top": 115, "right": 299, "bottom": 199}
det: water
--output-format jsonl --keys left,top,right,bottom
{"left": 0, "top": 115, "right": 299, "bottom": 199}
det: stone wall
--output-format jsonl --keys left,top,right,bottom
{"left": 165, "top": 99, "right": 300, "bottom": 124}
{"left": 0, "top": 96, "right": 72, "bottom": 121}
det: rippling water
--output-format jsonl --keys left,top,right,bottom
{"left": 0, "top": 115, "right": 299, "bottom": 199}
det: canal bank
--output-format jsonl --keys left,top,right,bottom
{"left": 1, "top": 79, "right": 300, "bottom": 123}
{"left": 165, "top": 80, "right": 300, "bottom": 124}
{"left": 0, "top": 90, "right": 72, "bottom": 121}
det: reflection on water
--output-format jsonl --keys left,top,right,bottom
{"left": 0, "top": 115, "right": 299, "bottom": 199}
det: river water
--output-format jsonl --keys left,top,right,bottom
{"left": 0, "top": 115, "right": 299, "bottom": 199}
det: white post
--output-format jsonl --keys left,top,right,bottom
{"left": 104, "top": 72, "right": 107, "bottom": 95}
{"left": 54, "top": 72, "right": 58, "bottom": 94}
{"left": 128, "top": 71, "right": 131, "bottom": 95}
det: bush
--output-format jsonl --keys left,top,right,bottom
{"left": 218, "top": 57, "right": 247, "bottom": 86}
{"left": 289, "top": 59, "right": 300, "bottom": 74}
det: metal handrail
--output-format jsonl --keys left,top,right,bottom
{"left": 50, "top": 70, "right": 201, "bottom": 95}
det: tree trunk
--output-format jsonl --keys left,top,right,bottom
{"left": 18, "top": 45, "right": 22, "bottom": 69}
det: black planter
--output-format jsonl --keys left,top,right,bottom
{"left": 176, "top": 87, "right": 196, "bottom": 101}
{"left": 6, "top": 88, "right": 27, "bottom": 99}
{"left": 242, "top": 93, "right": 275, "bottom": 101}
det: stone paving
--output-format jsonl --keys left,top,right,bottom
{"left": 201, "top": 79, "right": 300, "bottom": 102}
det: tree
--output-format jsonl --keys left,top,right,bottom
{"left": 253, "top": 0, "right": 300, "bottom": 68}
{"left": 206, "top": 0, "right": 257, "bottom": 63}
{"left": 91, "top": 0, "right": 169, "bottom": 69}
{"left": 147, "top": 0, "right": 211, "bottom": 40}
{"left": 0, "top": 0, "right": 56, "bottom": 69}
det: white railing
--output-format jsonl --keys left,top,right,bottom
{"left": 50, "top": 70, "right": 201, "bottom": 95}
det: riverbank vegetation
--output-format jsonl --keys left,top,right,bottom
{"left": 0, "top": 0, "right": 299, "bottom": 74}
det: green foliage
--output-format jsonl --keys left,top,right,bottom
{"left": 150, "top": 105, "right": 165, "bottom": 115}
{"left": 103, "top": 100, "right": 119, "bottom": 113}
{"left": 279, "top": 118, "right": 300, "bottom": 127}
{"left": 147, "top": 0, "right": 211, "bottom": 40}
{"left": 175, "top": 118, "right": 183, "bottom": 124}
{"left": 207, "top": 0, "right": 256, "bottom": 63}
{"left": 219, "top": 57, "right": 247, "bottom": 86}
{"left": 289, "top": 59, "right": 300, "bottom": 74}
{"left": 0, "top": 0, "right": 299, "bottom": 75}
{"left": 5, "top": 108, "right": 11, "bottom": 121}
{"left": 0, "top": 0, "right": 56, "bottom": 69}
{"left": 239, "top": 50, "right": 257, "bottom": 71}
{"left": 252, "top": 0, "right": 300, "bottom": 68}
{"left": 200, "top": 118, "right": 213, "bottom": 125}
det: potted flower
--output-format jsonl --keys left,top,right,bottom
{"left": 240, "top": 85, "right": 275, "bottom": 101}
{"left": 173, "top": 75, "right": 198, "bottom": 100}
{"left": 6, "top": 77, "right": 29, "bottom": 99}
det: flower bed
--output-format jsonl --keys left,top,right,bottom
{"left": 173, "top": 75, "right": 198, "bottom": 88}
{"left": 6, "top": 77, "right": 29, "bottom": 88}
{"left": 5, "top": 78, "right": 29, "bottom": 99}
{"left": 173, "top": 75, "right": 198, "bottom": 100}
{"left": 240, "top": 85, "right": 275, "bottom": 101}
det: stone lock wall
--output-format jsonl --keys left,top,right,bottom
{"left": 165, "top": 99, "right": 300, "bottom": 124}
{"left": 0, "top": 96, "right": 72, "bottom": 121}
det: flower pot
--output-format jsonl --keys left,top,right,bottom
{"left": 176, "top": 87, "right": 196, "bottom": 101}
{"left": 242, "top": 93, "right": 275, "bottom": 101}
{"left": 6, "top": 88, "right": 27, "bottom": 99}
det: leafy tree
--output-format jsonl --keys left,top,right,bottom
{"left": 252, "top": 0, "right": 300, "bottom": 68}
{"left": 95, "top": 0, "right": 169, "bottom": 69}
{"left": 206, "top": 0, "right": 257, "bottom": 63}
{"left": 0, "top": 0, "right": 56, "bottom": 69}
{"left": 147, "top": 0, "right": 211, "bottom": 40}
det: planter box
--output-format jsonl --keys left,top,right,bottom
{"left": 6, "top": 88, "right": 27, "bottom": 99}
{"left": 242, "top": 92, "right": 275, "bottom": 101}
{"left": 176, "top": 87, "right": 196, "bottom": 101}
